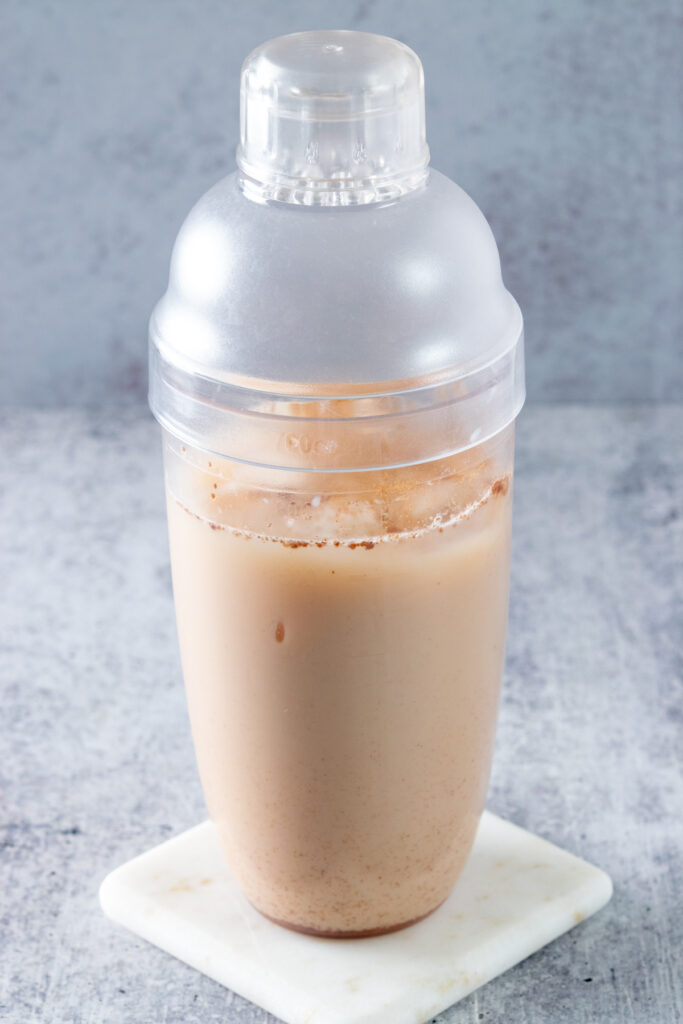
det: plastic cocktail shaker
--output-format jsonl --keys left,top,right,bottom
{"left": 149, "top": 30, "right": 525, "bottom": 938}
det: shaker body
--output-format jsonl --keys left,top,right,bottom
{"left": 150, "top": 29, "right": 526, "bottom": 938}
{"left": 163, "top": 425, "right": 514, "bottom": 936}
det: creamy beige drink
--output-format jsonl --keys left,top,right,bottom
{"left": 165, "top": 428, "right": 513, "bottom": 937}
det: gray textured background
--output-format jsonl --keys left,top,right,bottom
{"left": 1, "top": 0, "right": 681, "bottom": 406}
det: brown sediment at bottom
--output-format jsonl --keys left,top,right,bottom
{"left": 250, "top": 897, "right": 447, "bottom": 939}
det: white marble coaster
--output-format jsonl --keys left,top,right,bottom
{"left": 100, "top": 812, "right": 612, "bottom": 1024}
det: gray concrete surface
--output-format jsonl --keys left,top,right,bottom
{"left": 1, "top": 0, "right": 682, "bottom": 407}
{"left": 1, "top": 404, "right": 681, "bottom": 1023}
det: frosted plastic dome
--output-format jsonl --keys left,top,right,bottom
{"left": 151, "top": 170, "right": 521, "bottom": 391}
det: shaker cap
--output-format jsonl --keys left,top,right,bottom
{"left": 237, "top": 30, "right": 429, "bottom": 205}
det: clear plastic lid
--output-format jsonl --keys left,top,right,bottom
{"left": 237, "top": 30, "right": 429, "bottom": 205}
{"left": 149, "top": 31, "right": 524, "bottom": 471}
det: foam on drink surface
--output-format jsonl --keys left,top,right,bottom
{"left": 169, "top": 443, "right": 510, "bottom": 547}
